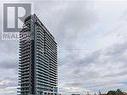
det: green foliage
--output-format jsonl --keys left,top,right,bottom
{"left": 107, "top": 89, "right": 124, "bottom": 95}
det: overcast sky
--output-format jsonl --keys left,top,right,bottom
{"left": 0, "top": 0, "right": 127, "bottom": 95}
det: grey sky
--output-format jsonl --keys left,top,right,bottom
{"left": 0, "top": 0, "right": 127, "bottom": 95}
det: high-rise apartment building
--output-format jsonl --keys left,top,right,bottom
{"left": 18, "top": 14, "right": 57, "bottom": 95}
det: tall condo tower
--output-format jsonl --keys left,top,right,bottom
{"left": 19, "top": 14, "right": 57, "bottom": 95}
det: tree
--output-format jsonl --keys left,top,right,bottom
{"left": 107, "top": 89, "right": 125, "bottom": 95}
{"left": 116, "top": 89, "right": 124, "bottom": 95}
{"left": 107, "top": 90, "right": 116, "bottom": 95}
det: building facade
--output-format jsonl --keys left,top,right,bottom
{"left": 19, "top": 14, "right": 58, "bottom": 95}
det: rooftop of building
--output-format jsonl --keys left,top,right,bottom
{"left": 24, "top": 14, "right": 55, "bottom": 40}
